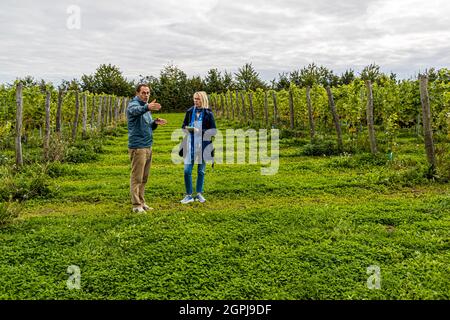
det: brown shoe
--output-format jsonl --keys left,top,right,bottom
{"left": 132, "top": 206, "right": 145, "bottom": 213}
{"left": 142, "top": 204, "right": 154, "bottom": 211}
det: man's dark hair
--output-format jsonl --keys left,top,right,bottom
{"left": 136, "top": 84, "right": 150, "bottom": 93}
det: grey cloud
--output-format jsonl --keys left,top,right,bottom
{"left": 0, "top": 0, "right": 449, "bottom": 84}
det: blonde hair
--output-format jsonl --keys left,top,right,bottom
{"left": 194, "top": 91, "right": 209, "bottom": 109}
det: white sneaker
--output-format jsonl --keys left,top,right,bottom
{"left": 132, "top": 206, "right": 145, "bottom": 213}
{"left": 195, "top": 193, "right": 206, "bottom": 203}
{"left": 180, "top": 195, "right": 194, "bottom": 204}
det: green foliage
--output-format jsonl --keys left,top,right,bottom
{"left": 222, "top": 71, "right": 235, "bottom": 91}
{"left": 103, "top": 125, "right": 127, "bottom": 138}
{"left": 328, "top": 152, "right": 388, "bottom": 169}
{"left": 46, "top": 134, "right": 69, "bottom": 162}
{"left": 64, "top": 142, "right": 100, "bottom": 164}
{"left": 0, "top": 121, "right": 12, "bottom": 137}
{"left": 204, "top": 69, "right": 237, "bottom": 93}
{"left": 204, "top": 68, "right": 223, "bottom": 93}
{"left": 81, "top": 64, "right": 134, "bottom": 97}
{"left": 339, "top": 69, "right": 355, "bottom": 85}
{"left": 0, "top": 201, "right": 21, "bottom": 227}
{"left": 302, "top": 138, "right": 339, "bottom": 156}
{"left": 212, "top": 68, "right": 449, "bottom": 180}
{"left": 46, "top": 162, "right": 78, "bottom": 178}
{"left": 376, "top": 165, "right": 429, "bottom": 187}
{"left": 0, "top": 165, "right": 54, "bottom": 202}
{"left": 0, "top": 153, "right": 8, "bottom": 166}
{"left": 361, "top": 63, "right": 381, "bottom": 82}
{"left": 0, "top": 113, "right": 448, "bottom": 299}
{"left": 436, "top": 143, "right": 450, "bottom": 181}
{"left": 234, "top": 63, "right": 267, "bottom": 91}
{"left": 293, "top": 63, "right": 319, "bottom": 87}
{"left": 147, "top": 64, "right": 194, "bottom": 112}
{"left": 189, "top": 75, "right": 204, "bottom": 93}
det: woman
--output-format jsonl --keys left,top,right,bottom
{"left": 180, "top": 91, "right": 216, "bottom": 204}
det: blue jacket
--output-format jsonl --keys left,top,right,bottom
{"left": 127, "top": 96, "right": 158, "bottom": 148}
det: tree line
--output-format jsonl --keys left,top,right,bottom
{"left": 5, "top": 62, "right": 447, "bottom": 113}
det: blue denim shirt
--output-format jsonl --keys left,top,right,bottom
{"left": 127, "top": 96, "right": 157, "bottom": 148}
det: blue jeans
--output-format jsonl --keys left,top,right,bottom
{"left": 184, "top": 162, "right": 206, "bottom": 195}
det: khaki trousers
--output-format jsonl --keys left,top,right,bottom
{"left": 129, "top": 148, "right": 152, "bottom": 207}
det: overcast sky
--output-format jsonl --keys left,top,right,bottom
{"left": 1, "top": 0, "right": 449, "bottom": 84}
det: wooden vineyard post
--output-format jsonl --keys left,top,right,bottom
{"left": 117, "top": 98, "right": 121, "bottom": 122}
{"left": 82, "top": 93, "right": 87, "bottom": 138}
{"left": 105, "top": 96, "right": 109, "bottom": 125}
{"left": 240, "top": 92, "right": 247, "bottom": 124}
{"left": 216, "top": 96, "right": 220, "bottom": 116}
{"left": 248, "top": 92, "right": 255, "bottom": 122}
{"left": 235, "top": 90, "right": 240, "bottom": 116}
{"left": 207, "top": 94, "right": 212, "bottom": 113}
{"left": 15, "top": 83, "right": 23, "bottom": 167}
{"left": 220, "top": 94, "right": 224, "bottom": 118}
{"left": 306, "top": 86, "right": 315, "bottom": 141}
{"left": 102, "top": 96, "right": 106, "bottom": 125}
{"left": 119, "top": 97, "right": 123, "bottom": 117}
{"left": 104, "top": 96, "right": 109, "bottom": 125}
{"left": 272, "top": 91, "right": 278, "bottom": 127}
{"left": 214, "top": 95, "right": 218, "bottom": 117}
{"left": 91, "top": 95, "right": 95, "bottom": 130}
{"left": 109, "top": 96, "right": 113, "bottom": 126}
{"left": 103, "top": 96, "right": 107, "bottom": 127}
{"left": 289, "top": 89, "right": 295, "bottom": 129}
{"left": 114, "top": 97, "right": 119, "bottom": 127}
{"left": 419, "top": 75, "right": 437, "bottom": 171}
{"left": 97, "top": 96, "right": 103, "bottom": 130}
{"left": 225, "top": 94, "right": 229, "bottom": 119}
{"left": 56, "top": 89, "right": 63, "bottom": 134}
{"left": 44, "top": 91, "right": 51, "bottom": 160}
{"left": 326, "top": 86, "right": 343, "bottom": 150}
{"left": 365, "top": 80, "right": 378, "bottom": 154}
{"left": 264, "top": 91, "right": 269, "bottom": 128}
{"left": 212, "top": 96, "right": 217, "bottom": 114}
{"left": 72, "top": 91, "right": 80, "bottom": 140}
{"left": 229, "top": 91, "right": 235, "bottom": 120}
{"left": 209, "top": 95, "right": 213, "bottom": 113}
{"left": 122, "top": 97, "right": 128, "bottom": 121}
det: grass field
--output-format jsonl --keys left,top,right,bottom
{"left": 0, "top": 113, "right": 449, "bottom": 299}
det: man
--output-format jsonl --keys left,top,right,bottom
{"left": 127, "top": 84, "right": 167, "bottom": 213}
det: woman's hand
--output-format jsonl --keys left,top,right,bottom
{"left": 185, "top": 126, "right": 199, "bottom": 133}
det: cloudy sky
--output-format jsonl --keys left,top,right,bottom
{"left": 1, "top": 0, "right": 449, "bottom": 84}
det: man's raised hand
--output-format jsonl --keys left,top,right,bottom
{"left": 148, "top": 99, "right": 161, "bottom": 111}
